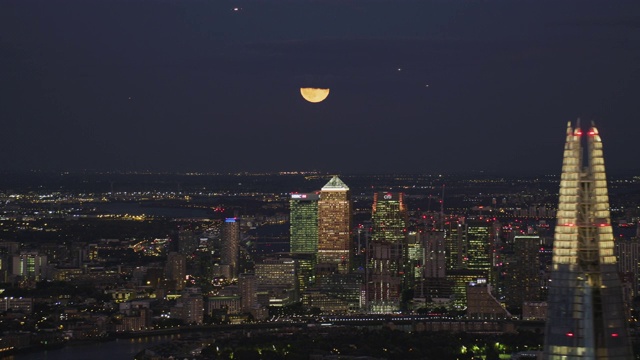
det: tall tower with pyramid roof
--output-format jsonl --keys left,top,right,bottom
{"left": 317, "top": 176, "right": 352, "bottom": 274}
{"left": 543, "top": 122, "right": 633, "bottom": 359}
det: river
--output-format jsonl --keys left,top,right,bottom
{"left": 8, "top": 335, "right": 178, "bottom": 360}
{"left": 92, "top": 202, "right": 212, "bottom": 218}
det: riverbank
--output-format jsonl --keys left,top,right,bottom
{"left": 10, "top": 336, "right": 178, "bottom": 360}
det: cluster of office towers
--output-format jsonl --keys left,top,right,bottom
{"left": 217, "top": 122, "right": 634, "bottom": 359}
{"left": 290, "top": 176, "right": 413, "bottom": 313}
{"left": 290, "top": 176, "right": 540, "bottom": 314}
{"left": 289, "top": 122, "right": 635, "bottom": 359}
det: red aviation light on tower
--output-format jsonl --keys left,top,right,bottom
{"left": 566, "top": 332, "right": 575, "bottom": 337}
{"left": 574, "top": 129, "right": 583, "bottom": 136}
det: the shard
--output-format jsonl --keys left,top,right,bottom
{"left": 543, "top": 121, "right": 633, "bottom": 359}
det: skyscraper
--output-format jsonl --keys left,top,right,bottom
{"left": 423, "top": 230, "right": 446, "bottom": 279}
{"left": 371, "top": 192, "right": 407, "bottom": 243}
{"left": 290, "top": 193, "right": 320, "bottom": 294}
{"left": 444, "top": 217, "right": 465, "bottom": 270}
{"left": 317, "top": 176, "right": 352, "bottom": 274}
{"left": 367, "top": 192, "right": 407, "bottom": 312}
{"left": 221, "top": 218, "right": 240, "bottom": 279}
{"left": 463, "top": 218, "right": 497, "bottom": 287}
{"left": 543, "top": 122, "right": 633, "bottom": 359}
{"left": 615, "top": 238, "right": 640, "bottom": 299}
{"left": 504, "top": 235, "right": 542, "bottom": 311}
{"left": 290, "top": 193, "right": 319, "bottom": 254}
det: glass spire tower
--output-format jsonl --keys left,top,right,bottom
{"left": 543, "top": 122, "right": 633, "bottom": 359}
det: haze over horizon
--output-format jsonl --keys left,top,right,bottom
{"left": 2, "top": 0, "right": 639, "bottom": 175}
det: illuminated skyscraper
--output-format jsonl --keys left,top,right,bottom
{"left": 444, "top": 217, "right": 465, "bottom": 270}
{"left": 317, "top": 176, "right": 352, "bottom": 274}
{"left": 367, "top": 192, "right": 407, "bottom": 312}
{"left": 290, "top": 193, "right": 320, "bottom": 295}
{"left": 543, "top": 122, "right": 632, "bottom": 359}
{"left": 221, "top": 218, "right": 240, "bottom": 279}
{"left": 290, "top": 193, "right": 319, "bottom": 254}
{"left": 371, "top": 192, "right": 407, "bottom": 243}
{"left": 463, "top": 218, "right": 496, "bottom": 286}
{"left": 406, "top": 230, "right": 424, "bottom": 282}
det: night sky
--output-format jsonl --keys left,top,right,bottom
{"left": 1, "top": 0, "right": 639, "bottom": 175}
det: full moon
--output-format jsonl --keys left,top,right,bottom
{"left": 300, "top": 88, "right": 330, "bottom": 103}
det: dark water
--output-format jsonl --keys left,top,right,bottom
{"left": 93, "top": 202, "right": 212, "bottom": 218}
{"left": 10, "top": 336, "right": 176, "bottom": 360}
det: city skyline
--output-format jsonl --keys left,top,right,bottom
{"left": 0, "top": 133, "right": 639, "bottom": 358}
{"left": 2, "top": 0, "right": 640, "bottom": 175}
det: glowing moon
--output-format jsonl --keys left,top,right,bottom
{"left": 300, "top": 88, "right": 330, "bottom": 103}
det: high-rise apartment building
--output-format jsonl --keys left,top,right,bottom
{"left": 317, "top": 176, "right": 352, "bottom": 274}
{"left": 543, "top": 122, "right": 632, "bottom": 359}
{"left": 178, "top": 229, "right": 199, "bottom": 255}
{"left": 238, "top": 273, "right": 257, "bottom": 312}
{"left": 221, "top": 218, "right": 240, "bottom": 279}
{"left": 172, "top": 291, "right": 204, "bottom": 325}
{"left": 165, "top": 252, "right": 187, "bottom": 290}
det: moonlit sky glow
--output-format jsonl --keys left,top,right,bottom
{"left": 1, "top": 0, "right": 639, "bottom": 174}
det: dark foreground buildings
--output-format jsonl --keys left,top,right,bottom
{"left": 543, "top": 122, "right": 633, "bottom": 359}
